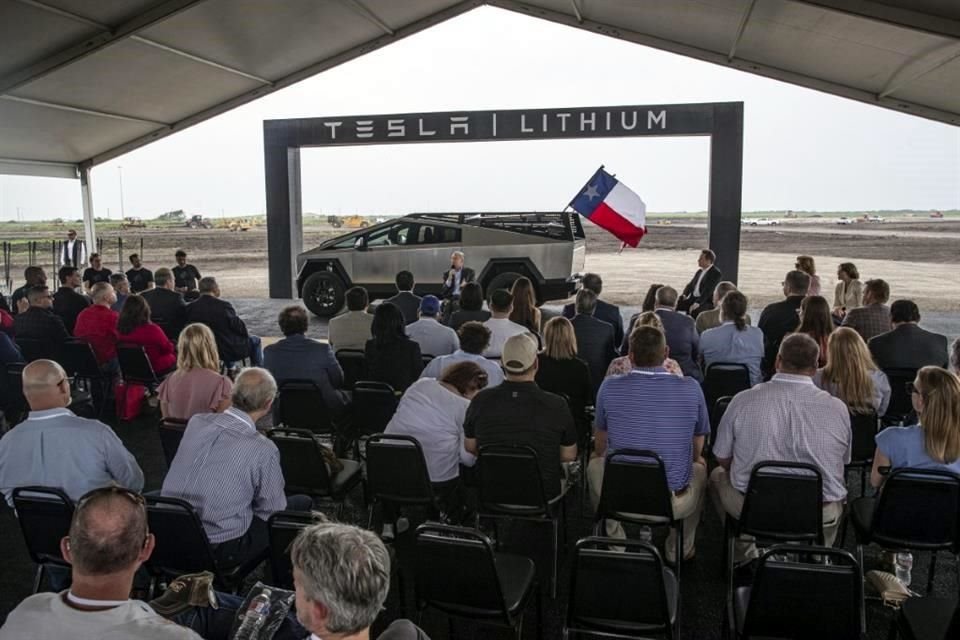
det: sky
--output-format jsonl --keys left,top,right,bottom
{"left": 0, "top": 5, "right": 958, "bottom": 221}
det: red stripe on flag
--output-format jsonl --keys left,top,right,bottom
{"left": 588, "top": 203, "right": 646, "bottom": 247}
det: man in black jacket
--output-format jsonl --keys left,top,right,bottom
{"left": 439, "top": 251, "right": 475, "bottom": 301}
{"left": 52, "top": 266, "right": 90, "bottom": 334}
{"left": 570, "top": 289, "right": 618, "bottom": 396}
{"left": 142, "top": 268, "right": 187, "bottom": 341}
{"left": 563, "top": 273, "right": 623, "bottom": 349}
{"left": 11, "top": 266, "right": 46, "bottom": 314}
{"left": 13, "top": 286, "right": 69, "bottom": 359}
{"left": 869, "top": 300, "right": 949, "bottom": 371}
{"left": 385, "top": 270, "right": 422, "bottom": 325}
{"left": 678, "top": 249, "right": 722, "bottom": 317}
{"left": 184, "top": 277, "right": 262, "bottom": 365}
{"left": 758, "top": 270, "right": 810, "bottom": 379}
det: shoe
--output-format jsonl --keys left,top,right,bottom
{"left": 149, "top": 571, "right": 217, "bottom": 617}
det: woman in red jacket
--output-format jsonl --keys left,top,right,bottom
{"left": 117, "top": 294, "right": 176, "bottom": 374}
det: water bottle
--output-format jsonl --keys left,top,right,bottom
{"left": 895, "top": 553, "right": 913, "bottom": 587}
{"left": 234, "top": 588, "right": 272, "bottom": 639}
{"left": 638, "top": 525, "right": 653, "bottom": 543}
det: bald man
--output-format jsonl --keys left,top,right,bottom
{"left": 0, "top": 360, "right": 143, "bottom": 507}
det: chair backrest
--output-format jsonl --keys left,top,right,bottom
{"left": 596, "top": 449, "right": 674, "bottom": 525}
{"left": 849, "top": 412, "right": 879, "bottom": 463}
{"left": 742, "top": 545, "right": 864, "bottom": 640}
{"left": 144, "top": 496, "right": 218, "bottom": 576}
{"left": 158, "top": 418, "right": 188, "bottom": 467}
{"left": 335, "top": 349, "right": 366, "bottom": 390}
{"left": 274, "top": 379, "right": 334, "bottom": 435}
{"left": 870, "top": 468, "right": 960, "bottom": 551}
{"left": 59, "top": 339, "right": 103, "bottom": 380}
{"left": 266, "top": 428, "right": 334, "bottom": 496}
{"left": 477, "top": 443, "right": 549, "bottom": 516}
{"left": 365, "top": 434, "right": 435, "bottom": 507}
{"left": 414, "top": 523, "right": 513, "bottom": 625}
{"left": 704, "top": 363, "right": 752, "bottom": 405}
{"left": 567, "top": 536, "right": 674, "bottom": 637}
{"left": 15, "top": 338, "right": 54, "bottom": 362}
{"left": 883, "top": 368, "right": 919, "bottom": 421}
{"left": 739, "top": 461, "right": 824, "bottom": 544}
{"left": 353, "top": 381, "right": 398, "bottom": 437}
{"left": 118, "top": 344, "right": 159, "bottom": 385}
{"left": 12, "top": 487, "right": 74, "bottom": 567}
{"left": 267, "top": 510, "right": 319, "bottom": 589}
{"left": 4, "top": 362, "right": 27, "bottom": 417}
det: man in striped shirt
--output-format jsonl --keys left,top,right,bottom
{"left": 588, "top": 326, "right": 710, "bottom": 563}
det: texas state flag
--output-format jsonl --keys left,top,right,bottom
{"left": 569, "top": 167, "right": 647, "bottom": 247}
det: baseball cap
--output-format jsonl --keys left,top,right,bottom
{"left": 502, "top": 333, "right": 538, "bottom": 373}
{"left": 420, "top": 295, "right": 441, "bottom": 316}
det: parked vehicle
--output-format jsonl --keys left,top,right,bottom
{"left": 836, "top": 217, "right": 854, "bottom": 225}
{"left": 748, "top": 218, "right": 779, "bottom": 226}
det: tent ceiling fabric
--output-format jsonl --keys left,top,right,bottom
{"left": 0, "top": 0, "right": 957, "bottom": 177}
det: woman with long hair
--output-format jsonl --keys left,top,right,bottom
{"left": 700, "top": 291, "right": 765, "bottom": 385}
{"left": 606, "top": 312, "right": 682, "bottom": 377}
{"left": 509, "top": 276, "right": 541, "bottom": 333}
{"left": 796, "top": 295, "right": 834, "bottom": 367}
{"left": 796, "top": 255, "right": 821, "bottom": 296}
{"left": 814, "top": 327, "right": 891, "bottom": 416}
{"left": 870, "top": 367, "right": 960, "bottom": 487}
{"left": 833, "top": 262, "right": 863, "bottom": 318}
{"left": 536, "top": 317, "right": 593, "bottom": 437}
{"left": 117, "top": 294, "right": 176, "bottom": 374}
{"left": 364, "top": 302, "right": 423, "bottom": 392}
{"left": 158, "top": 323, "right": 233, "bottom": 420}
{"left": 448, "top": 282, "right": 490, "bottom": 330}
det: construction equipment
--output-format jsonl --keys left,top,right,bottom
{"left": 186, "top": 214, "right": 213, "bottom": 229}
{"left": 121, "top": 217, "right": 146, "bottom": 229}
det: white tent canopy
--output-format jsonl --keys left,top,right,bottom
{"left": 1, "top": 0, "right": 958, "bottom": 245}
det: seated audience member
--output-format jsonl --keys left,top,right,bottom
{"left": 385, "top": 362, "right": 487, "bottom": 510}
{"left": 184, "top": 276, "right": 263, "bottom": 366}
{"left": 172, "top": 249, "right": 202, "bottom": 300}
{"left": 608, "top": 312, "right": 683, "bottom": 377}
{"left": 796, "top": 255, "right": 821, "bottom": 296}
{"left": 758, "top": 269, "right": 809, "bottom": 379}
{"left": 14, "top": 285, "right": 69, "bottom": 352}
{"left": 795, "top": 295, "right": 834, "bottom": 367}
{"left": 158, "top": 324, "right": 232, "bottom": 421}
{"left": 650, "top": 286, "right": 702, "bottom": 381}
{"left": 125, "top": 253, "right": 154, "bottom": 293}
{"left": 464, "top": 334, "right": 578, "bottom": 499}
{"left": 711, "top": 334, "right": 851, "bottom": 555}
{"left": 952, "top": 338, "right": 960, "bottom": 375}
{"left": 695, "top": 281, "right": 751, "bottom": 334}
{"left": 536, "top": 317, "right": 593, "bottom": 436}
{"left": 73, "top": 283, "right": 119, "bottom": 369}
{"left": 870, "top": 367, "right": 960, "bottom": 488}
{"left": 406, "top": 295, "right": 459, "bottom": 357}
{"left": 483, "top": 289, "right": 528, "bottom": 358}
{"left": 833, "top": 262, "right": 863, "bottom": 319}
{"left": 842, "top": 278, "right": 891, "bottom": 342}
{"left": 117, "top": 295, "right": 177, "bottom": 375}
{"left": 328, "top": 286, "right": 373, "bottom": 351}
{"left": 448, "top": 282, "right": 491, "bottom": 330}
{"left": 422, "top": 321, "right": 504, "bottom": 387}
{"left": 0, "top": 306, "right": 12, "bottom": 337}
{"left": 571, "top": 288, "right": 618, "bottom": 395}
{"left": 81, "top": 253, "right": 112, "bottom": 292}
{"left": 621, "top": 283, "right": 667, "bottom": 344}
{"left": 162, "top": 368, "right": 307, "bottom": 568}
{"left": 0, "top": 487, "right": 201, "bottom": 640}
{"left": 700, "top": 291, "right": 764, "bottom": 386}
{"left": 364, "top": 302, "right": 423, "bottom": 392}
{"left": 814, "top": 327, "right": 891, "bottom": 417}
{"left": 563, "top": 273, "right": 624, "bottom": 347}
{"left": 869, "top": 299, "right": 949, "bottom": 371}
{"left": 510, "top": 276, "right": 542, "bottom": 334}
{"left": 590, "top": 326, "right": 709, "bottom": 561}
{"left": 142, "top": 267, "right": 187, "bottom": 340}
{"left": 291, "top": 519, "right": 429, "bottom": 640}
{"left": 109, "top": 273, "right": 130, "bottom": 313}
{"left": 52, "top": 265, "right": 90, "bottom": 334}
{"left": 0, "top": 360, "right": 143, "bottom": 506}
{"left": 678, "top": 249, "right": 722, "bottom": 317}
{"left": 264, "top": 305, "right": 348, "bottom": 413}
{"left": 10, "top": 266, "right": 46, "bottom": 313}
{"left": 385, "top": 270, "right": 422, "bottom": 325}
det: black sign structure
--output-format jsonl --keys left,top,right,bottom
{"left": 264, "top": 102, "right": 743, "bottom": 298}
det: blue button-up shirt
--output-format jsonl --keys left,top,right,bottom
{"left": 699, "top": 321, "right": 765, "bottom": 386}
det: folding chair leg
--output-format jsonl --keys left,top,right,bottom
{"left": 32, "top": 565, "right": 43, "bottom": 594}
{"left": 927, "top": 551, "right": 937, "bottom": 594}
{"left": 551, "top": 518, "right": 559, "bottom": 599}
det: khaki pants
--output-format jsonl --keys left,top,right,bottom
{"left": 587, "top": 457, "right": 706, "bottom": 560}
{"left": 709, "top": 466, "right": 844, "bottom": 562}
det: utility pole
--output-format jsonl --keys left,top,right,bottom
{"left": 118, "top": 165, "right": 126, "bottom": 220}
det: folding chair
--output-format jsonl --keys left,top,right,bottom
{"left": 893, "top": 596, "right": 960, "bottom": 640}
{"left": 12, "top": 486, "right": 74, "bottom": 593}
{"left": 157, "top": 417, "right": 188, "bottom": 467}
{"left": 267, "top": 510, "right": 322, "bottom": 589}
{"left": 273, "top": 379, "right": 336, "bottom": 438}
{"left": 353, "top": 381, "right": 399, "bottom": 437}
{"left": 703, "top": 363, "right": 751, "bottom": 442}
{"left": 845, "top": 412, "right": 880, "bottom": 497}
{"left": 118, "top": 344, "right": 164, "bottom": 387}
{"left": 335, "top": 349, "right": 366, "bottom": 390}
{"left": 14, "top": 337, "right": 54, "bottom": 362}
{"left": 883, "top": 368, "right": 919, "bottom": 425}
{"left": 365, "top": 434, "right": 440, "bottom": 528}
{"left": 59, "top": 338, "right": 112, "bottom": 417}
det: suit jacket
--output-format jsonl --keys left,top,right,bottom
{"left": 680, "top": 264, "right": 722, "bottom": 312}
{"left": 13, "top": 307, "right": 69, "bottom": 353}
{"left": 385, "top": 291, "right": 422, "bottom": 325}
{"left": 184, "top": 295, "right": 250, "bottom": 362}
{"left": 563, "top": 299, "right": 624, "bottom": 349}
{"left": 439, "top": 267, "right": 476, "bottom": 299}
{"left": 653, "top": 308, "right": 702, "bottom": 381}
{"left": 52, "top": 287, "right": 90, "bottom": 334}
{"left": 842, "top": 303, "right": 891, "bottom": 343}
{"left": 142, "top": 288, "right": 187, "bottom": 340}
{"left": 869, "top": 324, "right": 949, "bottom": 371}
{"left": 570, "top": 314, "right": 618, "bottom": 396}
{"left": 264, "top": 334, "right": 348, "bottom": 411}
{"left": 758, "top": 296, "right": 804, "bottom": 378}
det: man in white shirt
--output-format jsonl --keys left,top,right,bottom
{"left": 60, "top": 229, "right": 86, "bottom": 268}
{"left": 422, "top": 321, "right": 504, "bottom": 386}
{"left": 406, "top": 295, "right": 459, "bottom": 357}
{"left": 328, "top": 286, "right": 374, "bottom": 351}
{"left": 482, "top": 289, "right": 528, "bottom": 358}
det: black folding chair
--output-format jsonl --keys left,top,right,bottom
{"left": 335, "top": 349, "right": 366, "bottom": 390}
{"left": 353, "top": 380, "right": 399, "bottom": 437}
{"left": 732, "top": 545, "right": 865, "bottom": 640}
{"left": 157, "top": 417, "right": 188, "bottom": 468}
{"left": 566, "top": 536, "right": 678, "bottom": 639}
{"left": 365, "top": 434, "right": 440, "bottom": 528}
{"left": 894, "top": 596, "right": 960, "bottom": 640}
{"left": 476, "top": 443, "right": 567, "bottom": 598}
{"left": 118, "top": 344, "right": 164, "bottom": 387}
{"left": 414, "top": 523, "right": 540, "bottom": 640}
{"left": 12, "top": 486, "right": 75, "bottom": 593}
{"left": 267, "top": 510, "right": 322, "bottom": 590}
{"left": 846, "top": 412, "right": 880, "bottom": 496}
{"left": 883, "top": 368, "right": 919, "bottom": 425}
{"left": 850, "top": 468, "right": 960, "bottom": 594}
{"left": 59, "top": 338, "right": 112, "bottom": 417}
{"left": 4, "top": 362, "right": 28, "bottom": 424}
{"left": 15, "top": 337, "right": 54, "bottom": 362}
{"left": 703, "top": 363, "right": 751, "bottom": 442}
{"left": 274, "top": 379, "right": 336, "bottom": 438}
{"left": 266, "top": 428, "right": 361, "bottom": 517}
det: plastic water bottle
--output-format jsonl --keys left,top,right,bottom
{"left": 234, "top": 588, "right": 272, "bottom": 639}
{"left": 895, "top": 553, "right": 913, "bottom": 587}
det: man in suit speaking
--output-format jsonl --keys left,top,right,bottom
{"left": 678, "top": 249, "right": 722, "bottom": 317}
{"left": 440, "top": 251, "right": 475, "bottom": 301}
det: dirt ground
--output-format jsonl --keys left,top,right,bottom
{"left": 2, "top": 219, "right": 958, "bottom": 311}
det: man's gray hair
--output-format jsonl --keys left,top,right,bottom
{"left": 198, "top": 276, "right": 218, "bottom": 294}
{"left": 575, "top": 288, "right": 598, "bottom": 315}
{"left": 291, "top": 519, "right": 390, "bottom": 635}
{"left": 154, "top": 268, "right": 173, "bottom": 287}
{"left": 231, "top": 367, "right": 276, "bottom": 413}
{"left": 90, "top": 282, "right": 113, "bottom": 303}
{"left": 655, "top": 286, "right": 678, "bottom": 308}
{"left": 451, "top": 250, "right": 464, "bottom": 260}
{"left": 109, "top": 273, "right": 127, "bottom": 287}
{"left": 713, "top": 281, "right": 737, "bottom": 303}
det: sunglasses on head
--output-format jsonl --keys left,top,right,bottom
{"left": 76, "top": 486, "right": 145, "bottom": 511}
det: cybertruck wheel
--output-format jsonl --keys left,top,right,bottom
{"left": 302, "top": 271, "right": 346, "bottom": 318}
